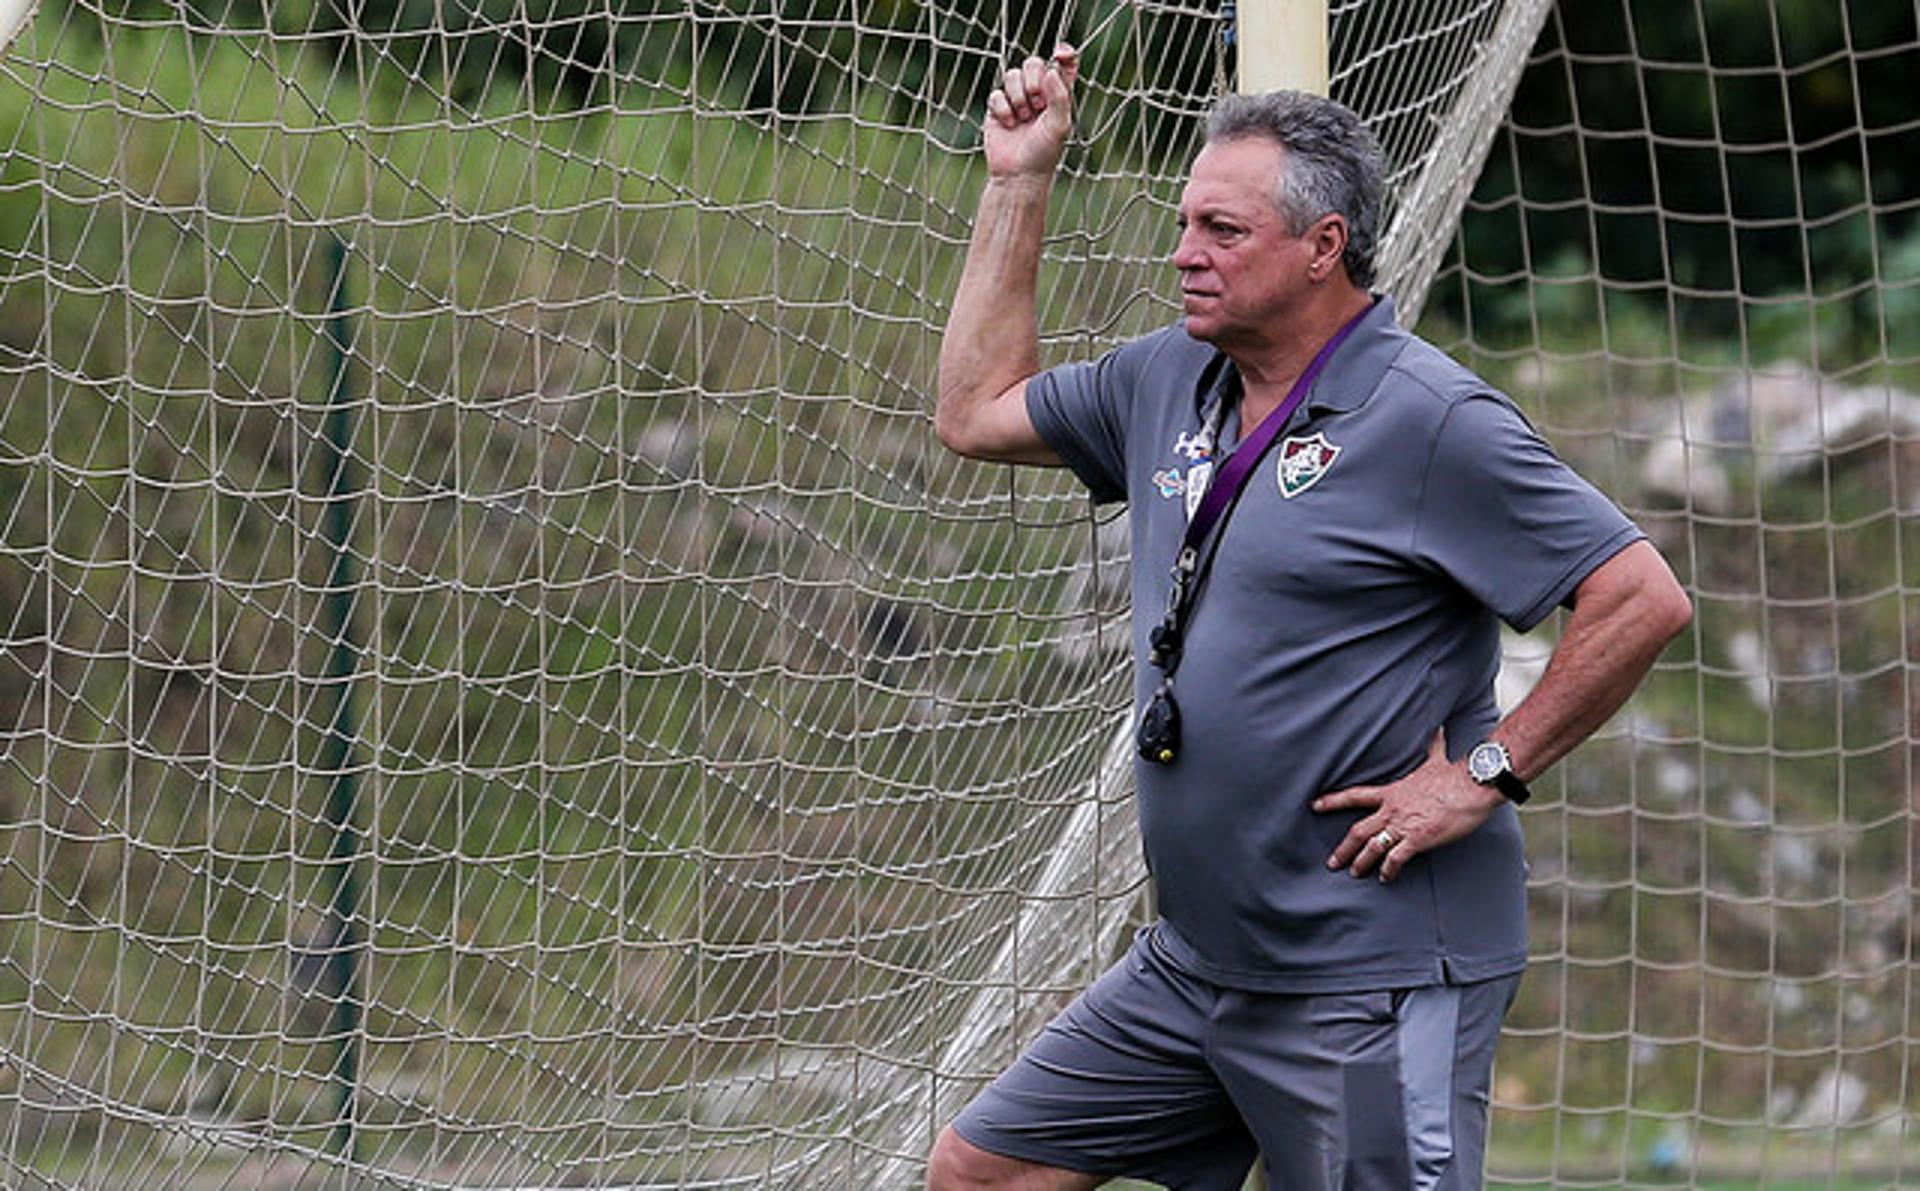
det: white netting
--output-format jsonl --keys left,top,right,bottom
{"left": 1429, "top": 3, "right": 1920, "bottom": 1184}
{"left": 1, "top": 0, "right": 1916, "bottom": 1186}
{"left": 0, "top": 3, "right": 1196, "bottom": 1184}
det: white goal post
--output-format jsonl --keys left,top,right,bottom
{"left": 0, "top": 1, "right": 1915, "bottom": 1187}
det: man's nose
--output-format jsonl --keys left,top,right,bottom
{"left": 1171, "top": 230, "right": 1203, "bottom": 270}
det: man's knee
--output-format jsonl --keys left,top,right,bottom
{"left": 926, "top": 1126, "right": 996, "bottom": 1189}
{"left": 926, "top": 1125, "right": 1098, "bottom": 1190}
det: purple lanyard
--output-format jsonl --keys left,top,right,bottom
{"left": 1147, "top": 301, "right": 1373, "bottom": 674}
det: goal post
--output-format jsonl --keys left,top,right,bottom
{"left": 1236, "top": 0, "right": 1327, "bottom": 95}
{"left": 0, "top": 2, "right": 1916, "bottom": 1187}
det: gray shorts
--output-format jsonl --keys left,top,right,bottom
{"left": 950, "top": 928, "right": 1520, "bottom": 1191}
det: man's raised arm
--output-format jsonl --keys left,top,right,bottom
{"left": 934, "top": 44, "right": 1079, "bottom": 465}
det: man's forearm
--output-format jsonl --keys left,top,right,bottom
{"left": 1316, "top": 539, "right": 1691, "bottom": 881}
{"left": 934, "top": 175, "right": 1058, "bottom": 462}
{"left": 1493, "top": 540, "right": 1693, "bottom": 780}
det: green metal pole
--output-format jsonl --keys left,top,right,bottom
{"left": 318, "top": 230, "right": 364, "bottom": 1163}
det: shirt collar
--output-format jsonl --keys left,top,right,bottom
{"left": 1305, "top": 294, "right": 1401, "bottom": 413}
{"left": 1191, "top": 293, "right": 1403, "bottom": 425}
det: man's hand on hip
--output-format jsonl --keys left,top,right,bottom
{"left": 1313, "top": 732, "right": 1504, "bottom": 883}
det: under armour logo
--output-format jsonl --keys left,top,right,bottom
{"left": 1173, "top": 431, "right": 1211, "bottom": 461}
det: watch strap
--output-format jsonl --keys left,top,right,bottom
{"left": 1490, "top": 767, "right": 1530, "bottom": 805}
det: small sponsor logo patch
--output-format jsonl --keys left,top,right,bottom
{"left": 1173, "top": 430, "right": 1211, "bottom": 461}
{"left": 1278, "top": 433, "right": 1340, "bottom": 498}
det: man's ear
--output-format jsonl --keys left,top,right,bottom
{"left": 1306, "top": 213, "right": 1349, "bottom": 282}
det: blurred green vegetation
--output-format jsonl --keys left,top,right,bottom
{"left": 1437, "top": 0, "right": 1920, "bottom": 367}
{"left": 0, "top": 18, "right": 1139, "bottom": 1174}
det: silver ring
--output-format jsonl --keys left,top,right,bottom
{"left": 1372, "top": 829, "right": 1396, "bottom": 851}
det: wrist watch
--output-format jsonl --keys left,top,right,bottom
{"left": 1467, "top": 739, "right": 1531, "bottom": 805}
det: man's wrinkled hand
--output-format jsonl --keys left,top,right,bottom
{"left": 1313, "top": 731, "right": 1505, "bottom": 882}
{"left": 984, "top": 43, "right": 1079, "bottom": 180}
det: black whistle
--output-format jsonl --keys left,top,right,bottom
{"left": 1136, "top": 689, "right": 1181, "bottom": 764}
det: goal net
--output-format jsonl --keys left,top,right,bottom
{"left": 0, "top": 1, "right": 1913, "bottom": 1186}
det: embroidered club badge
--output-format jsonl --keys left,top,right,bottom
{"left": 1277, "top": 433, "right": 1340, "bottom": 499}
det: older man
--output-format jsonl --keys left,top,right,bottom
{"left": 927, "top": 46, "right": 1692, "bottom": 1190}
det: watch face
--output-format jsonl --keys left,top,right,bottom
{"left": 1469, "top": 741, "right": 1508, "bottom": 783}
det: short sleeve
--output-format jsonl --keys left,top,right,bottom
{"left": 1024, "top": 344, "right": 1139, "bottom": 505}
{"left": 1414, "top": 393, "right": 1644, "bottom": 631}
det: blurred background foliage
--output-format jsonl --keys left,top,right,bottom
{"left": 47, "top": 0, "right": 1920, "bottom": 346}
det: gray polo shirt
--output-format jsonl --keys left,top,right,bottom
{"left": 1027, "top": 297, "right": 1642, "bottom": 993}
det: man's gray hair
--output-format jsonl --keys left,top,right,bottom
{"left": 1205, "top": 91, "right": 1385, "bottom": 290}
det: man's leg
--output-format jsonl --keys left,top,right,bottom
{"left": 930, "top": 930, "right": 1258, "bottom": 1191}
{"left": 926, "top": 1127, "right": 1102, "bottom": 1191}
{"left": 1213, "top": 974, "right": 1522, "bottom": 1191}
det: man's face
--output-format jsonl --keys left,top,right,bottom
{"left": 1172, "top": 137, "right": 1318, "bottom": 350}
